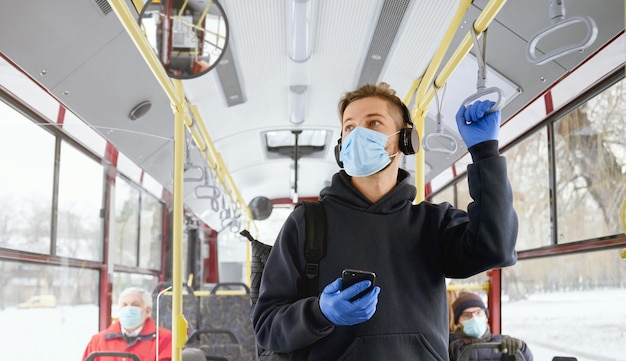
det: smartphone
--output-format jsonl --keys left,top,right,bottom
{"left": 341, "top": 269, "right": 376, "bottom": 302}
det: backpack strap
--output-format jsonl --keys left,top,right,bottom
{"left": 297, "top": 200, "right": 326, "bottom": 297}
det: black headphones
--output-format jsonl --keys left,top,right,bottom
{"left": 334, "top": 101, "right": 419, "bottom": 167}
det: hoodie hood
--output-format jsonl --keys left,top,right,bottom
{"left": 319, "top": 169, "right": 416, "bottom": 214}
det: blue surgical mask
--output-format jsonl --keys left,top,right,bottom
{"left": 462, "top": 315, "right": 488, "bottom": 338}
{"left": 118, "top": 306, "right": 144, "bottom": 329}
{"left": 339, "top": 127, "right": 399, "bottom": 177}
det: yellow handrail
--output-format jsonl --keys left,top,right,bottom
{"left": 418, "top": 0, "right": 508, "bottom": 112}
{"left": 405, "top": 0, "right": 508, "bottom": 201}
{"left": 108, "top": 0, "right": 246, "bottom": 215}
{"left": 406, "top": 0, "right": 473, "bottom": 202}
{"left": 413, "top": 0, "right": 473, "bottom": 119}
{"left": 189, "top": 104, "right": 252, "bottom": 223}
{"left": 447, "top": 282, "right": 490, "bottom": 292}
{"left": 171, "top": 79, "right": 187, "bottom": 361}
{"left": 107, "top": 2, "right": 252, "bottom": 360}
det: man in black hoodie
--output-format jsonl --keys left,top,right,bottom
{"left": 252, "top": 82, "right": 518, "bottom": 361}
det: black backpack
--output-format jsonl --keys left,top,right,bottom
{"left": 240, "top": 200, "right": 326, "bottom": 360}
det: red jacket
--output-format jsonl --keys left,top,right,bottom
{"left": 82, "top": 318, "right": 172, "bottom": 361}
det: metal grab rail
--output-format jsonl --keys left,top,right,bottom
{"left": 526, "top": 0, "right": 598, "bottom": 65}
{"left": 84, "top": 352, "right": 141, "bottom": 361}
{"left": 457, "top": 342, "right": 526, "bottom": 361}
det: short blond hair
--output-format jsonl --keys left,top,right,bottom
{"left": 337, "top": 82, "right": 412, "bottom": 129}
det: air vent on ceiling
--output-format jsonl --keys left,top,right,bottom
{"left": 216, "top": 46, "right": 246, "bottom": 107}
{"left": 91, "top": 0, "right": 113, "bottom": 16}
{"left": 357, "top": 0, "right": 410, "bottom": 86}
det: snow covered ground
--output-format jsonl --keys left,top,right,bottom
{"left": 502, "top": 289, "right": 625, "bottom": 361}
{"left": 0, "top": 304, "right": 98, "bottom": 360}
{"left": 1, "top": 288, "right": 623, "bottom": 360}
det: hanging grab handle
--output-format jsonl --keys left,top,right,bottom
{"left": 194, "top": 182, "right": 221, "bottom": 200}
{"left": 461, "top": 87, "right": 503, "bottom": 114}
{"left": 195, "top": 189, "right": 220, "bottom": 212}
{"left": 183, "top": 164, "right": 205, "bottom": 182}
{"left": 183, "top": 135, "right": 205, "bottom": 182}
{"left": 526, "top": 0, "right": 598, "bottom": 65}
{"left": 461, "top": 27, "right": 503, "bottom": 123}
{"left": 423, "top": 114, "right": 458, "bottom": 155}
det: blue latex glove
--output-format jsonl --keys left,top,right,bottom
{"left": 455, "top": 100, "right": 501, "bottom": 147}
{"left": 319, "top": 278, "right": 380, "bottom": 326}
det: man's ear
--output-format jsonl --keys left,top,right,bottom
{"left": 144, "top": 306, "right": 152, "bottom": 319}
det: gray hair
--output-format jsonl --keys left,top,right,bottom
{"left": 119, "top": 287, "right": 153, "bottom": 308}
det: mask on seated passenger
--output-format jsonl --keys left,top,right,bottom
{"left": 340, "top": 127, "right": 399, "bottom": 177}
{"left": 119, "top": 306, "right": 144, "bottom": 329}
{"left": 461, "top": 315, "right": 488, "bottom": 338}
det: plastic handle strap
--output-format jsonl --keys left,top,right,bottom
{"left": 422, "top": 113, "right": 458, "bottom": 154}
{"left": 195, "top": 185, "right": 220, "bottom": 210}
{"left": 461, "top": 87, "right": 503, "bottom": 114}
{"left": 527, "top": 0, "right": 598, "bottom": 65}
{"left": 461, "top": 27, "right": 503, "bottom": 124}
{"left": 183, "top": 137, "right": 205, "bottom": 182}
{"left": 219, "top": 196, "right": 231, "bottom": 221}
{"left": 194, "top": 167, "right": 221, "bottom": 213}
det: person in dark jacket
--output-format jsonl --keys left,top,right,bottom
{"left": 449, "top": 292, "right": 533, "bottom": 361}
{"left": 252, "top": 82, "right": 518, "bottom": 361}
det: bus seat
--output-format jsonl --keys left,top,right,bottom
{"left": 197, "top": 283, "right": 256, "bottom": 361}
{"left": 152, "top": 282, "right": 200, "bottom": 334}
{"left": 84, "top": 351, "right": 140, "bottom": 361}
{"left": 186, "top": 329, "right": 245, "bottom": 361}
{"left": 457, "top": 342, "right": 525, "bottom": 361}
{"left": 182, "top": 347, "right": 206, "bottom": 361}
{"left": 183, "top": 347, "right": 230, "bottom": 361}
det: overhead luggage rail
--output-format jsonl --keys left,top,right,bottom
{"left": 526, "top": 0, "right": 598, "bottom": 65}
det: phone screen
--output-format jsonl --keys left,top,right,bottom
{"left": 341, "top": 269, "right": 376, "bottom": 302}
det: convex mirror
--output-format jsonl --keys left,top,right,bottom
{"left": 249, "top": 196, "right": 273, "bottom": 221}
{"left": 138, "top": 0, "right": 229, "bottom": 79}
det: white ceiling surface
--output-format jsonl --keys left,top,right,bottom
{"left": 185, "top": 1, "right": 461, "bottom": 203}
{"left": 0, "top": 0, "right": 623, "bottom": 230}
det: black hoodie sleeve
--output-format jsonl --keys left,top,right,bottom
{"left": 441, "top": 140, "right": 518, "bottom": 278}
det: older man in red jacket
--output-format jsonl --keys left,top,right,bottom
{"left": 83, "top": 287, "right": 172, "bottom": 361}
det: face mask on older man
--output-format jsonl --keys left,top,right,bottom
{"left": 461, "top": 315, "right": 488, "bottom": 338}
{"left": 118, "top": 306, "right": 144, "bottom": 329}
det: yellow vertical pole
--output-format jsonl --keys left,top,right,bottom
{"left": 406, "top": 0, "right": 507, "bottom": 202}
{"left": 414, "top": 112, "right": 426, "bottom": 202}
{"left": 171, "top": 79, "right": 188, "bottom": 361}
{"left": 406, "top": 0, "right": 472, "bottom": 203}
{"left": 414, "top": 0, "right": 473, "bottom": 104}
